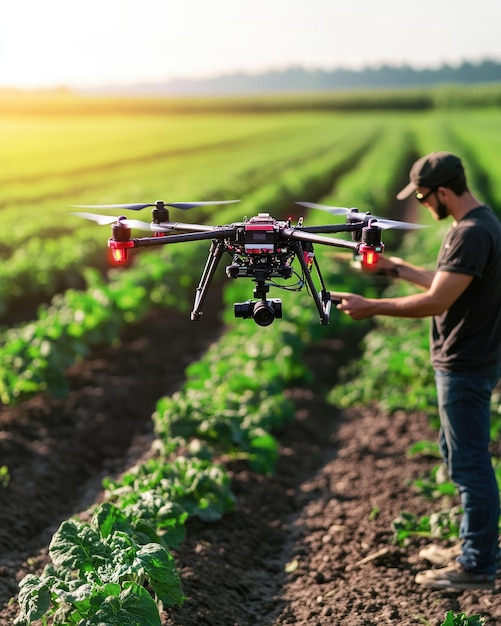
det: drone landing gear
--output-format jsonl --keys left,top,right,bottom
{"left": 190, "top": 239, "right": 225, "bottom": 321}
{"left": 190, "top": 237, "right": 332, "bottom": 326}
{"left": 293, "top": 242, "right": 331, "bottom": 326}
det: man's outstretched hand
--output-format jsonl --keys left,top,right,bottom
{"left": 329, "top": 292, "right": 375, "bottom": 320}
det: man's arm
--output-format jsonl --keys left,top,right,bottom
{"left": 371, "top": 255, "right": 435, "bottom": 290}
{"left": 331, "top": 270, "right": 474, "bottom": 320}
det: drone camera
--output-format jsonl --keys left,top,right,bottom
{"left": 234, "top": 298, "right": 283, "bottom": 326}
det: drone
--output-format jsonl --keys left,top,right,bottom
{"left": 72, "top": 199, "right": 425, "bottom": 326}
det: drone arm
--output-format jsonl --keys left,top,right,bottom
{"left": 157, "top": 222, "right": 216, "bottom": 233}
{"left": 286, "top": 225, "right": 385, "bottom": 270}
{"left": 283, "top": 228, "right": 359, "bottom": 252}
{"left": 300, "top": 223, "right": 364, "bottom": 235}
{"left": 131, "top": 227, "right": 235, "bottom": 248}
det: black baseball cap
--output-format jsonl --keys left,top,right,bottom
{"left": 396, "top": 152, "right": 464, "bottom": 200}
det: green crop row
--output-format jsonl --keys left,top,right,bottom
{"left": 0, "top": 112, "right": 294, "bottom": 184}
{"left": 0, "top": 241, "right": 206, "bottom": 405}
{"left": 1, "top": 112, "right": 358, "bottom": 210}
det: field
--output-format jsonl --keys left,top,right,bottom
{"left": 1, "top": 90, "right": 501, "bottom": 625}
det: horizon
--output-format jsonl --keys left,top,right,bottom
{"left": 1, "top": 57, "right": 500, "bottom": 95}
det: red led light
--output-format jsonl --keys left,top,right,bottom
{"left": 108, "top": 239, "right": 134, "bottom": 265}
{"left": 358, "top": 243, "right": 382, "bottom": 268}
{"left": 111, "top": 248, "right": 128, "bottom": 263}
{"left": 363, "top": 249, "right": 378, "bottom": 267}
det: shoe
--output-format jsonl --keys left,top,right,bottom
{"left": 415, "top": 563, "right": 495, "bottom": 591}
{"left": 419, "top": 542, "right": 461, "bottom": 566}
{"left": 419, "top": 542, "right": 501, "bottom": 568}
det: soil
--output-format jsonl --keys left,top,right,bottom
{"left": 0, "top": 293, "right": 500, "bottom": 626}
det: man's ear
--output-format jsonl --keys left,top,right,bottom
{"left": 436, "top": 186, "right": 448, "bottom": 201}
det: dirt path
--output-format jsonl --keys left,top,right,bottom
{"left": 0, "top": 304, "right": 500, "bottom": 625}
{"left": 161, "top": 393, "right": 501, "bottom": 626}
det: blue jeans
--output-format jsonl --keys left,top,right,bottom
{"left": 435, "top": 366, "right": 501, "bottom": 575}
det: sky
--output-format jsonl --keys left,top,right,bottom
{"left": 1, "top": 0, "right": 501, "bottom": 90}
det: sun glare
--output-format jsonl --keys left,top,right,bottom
{"left": 1, "top": 0, "right": 500, "bottom": 90}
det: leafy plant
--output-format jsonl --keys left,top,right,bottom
{"left": 406, "top": 439, "right": 441, "bottom": 459}
{"left": 409, "top": 464, "right": 457, "bottom": 500}
{"left": 440, "top": 610, "right": 486, "bottom": 626}
{"left": 104, "top": 456, "right": 236, "bottom": 523}
{"left": 391, "top": 508, "right": 461, "bottom": 546}
{"left": 14, "top": 502, "right": 185, "bottom": 625}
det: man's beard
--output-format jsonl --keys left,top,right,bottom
{"left": 435, "top": 200, "right": 449, "bottom": 220}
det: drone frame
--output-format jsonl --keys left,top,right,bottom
{"left": 102, "top": 204, "right": 386, "bottom": 326}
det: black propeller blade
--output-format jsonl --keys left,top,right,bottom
{"left": 71, "top": 199, "right": 241, "bottom": 212}
{"left": 295, "top": 202, "right": 427, "bottom": 230}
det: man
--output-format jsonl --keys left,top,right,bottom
{"left": 330, "top": 151, "right": 501, "bottom": 591}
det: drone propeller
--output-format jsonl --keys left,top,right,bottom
{"left": 295, "top": 202, "right": 353, "bottom": 216}
{"left": 71, "top": 211, "right": 170, "bottom": 232}
{"left": 71, "top": 199, "right": 241, "bottom": 212}
{"left": 295, "top": 201, "right": 427, "bottom": 230}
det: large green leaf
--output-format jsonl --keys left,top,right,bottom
{"left": 82, "top": 582, "right": 162, "bottom": 626}
{"left": 49, "top": 519, "right": 111, "bottom": 572}
{"left": 14, "top": 575, "right": 51, "bottom": 625}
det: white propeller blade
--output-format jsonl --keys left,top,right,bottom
{"left": 71, "top": 211, "right": 165, "bottom": 232}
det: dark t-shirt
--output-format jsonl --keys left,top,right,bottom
{"left": 431, "top": 205, "right": 501, "bottom": 372}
